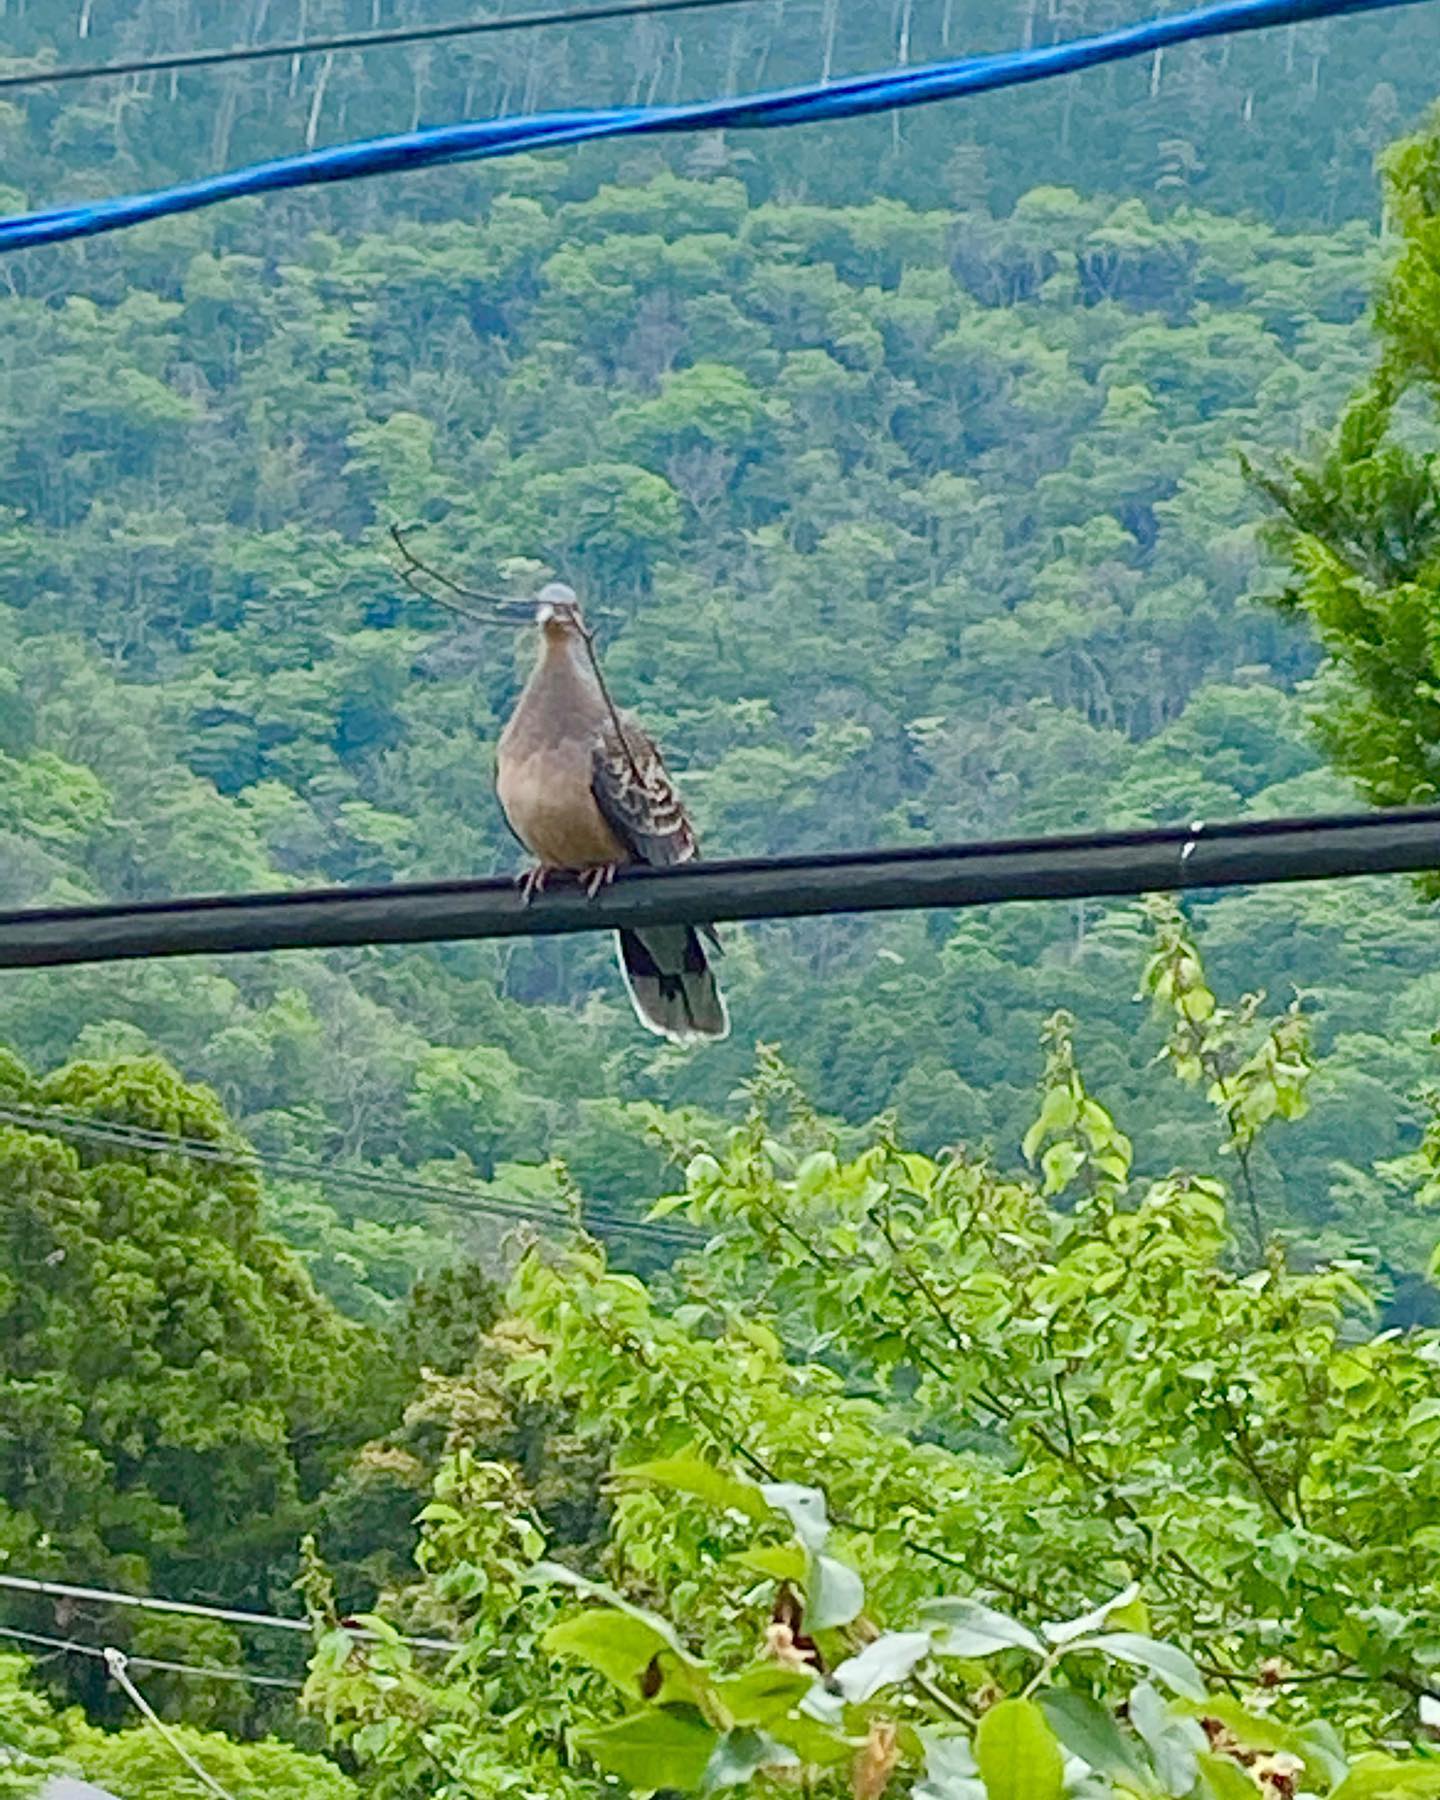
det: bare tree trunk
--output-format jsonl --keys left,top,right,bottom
{"left": 750, "top": 0, "right": 782, "bottom": 90}
{"left": 305, "top": 51, "right": 333, "bottom": 147}
{"left": 821, "top": 0, "right": 838, "bottom": 80}
{"left": 1021, "top": 0, "right": 1038, "bottom": 50}
{"left": 1150, "top": 47, "right": 1163, "bottom": 97}
{"left": 723, "top": 16, "right": 744, "bottom": 93}
{"left": 211, "top": 76, "right": 240, "bottom": 165}
{"left": 523, "top": 36, "right": 543, "bottom": 112}
{"left": 896, "top": 0, "right": 913, "bottom": 64}
{"left": 645, "top": 39, "right": 666, "bottom": 104}
{"left": 410, "top": 48, "right": 431, "bottom": 131}
{"left": 76, "top": 0, "right": 93, "bottom": 38}
{"left": 941, "top": 0, "right": 954, "bottom": 49}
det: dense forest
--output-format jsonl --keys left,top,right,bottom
{"left": 5, "top": 0, "right": 1440, "bottom": 1794}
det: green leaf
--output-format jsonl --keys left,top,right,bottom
{"left": 1041, "top": 1140, "right": 1085, "bottom": 1195}
{"left": 542, "top": 1610, "right": 677, "bottom": 1695}
{"left": 1086, "top": 1634, "right": 1206, "bottom": 1702}
{"left": 1129, "top": 1681, "right": 1203, "bottom": 1794}
{"left": 1024, "top": 1086, "right": 1078, "bottom": 1162}
{"left": 617, "top": 1452, "right": 770, "bottom": 1521}
{"left": 1192, "top": 1698, "right": 1325, "bottom": 1783}
{"left": 975, "top": 1699, "right": 1064, "bottom": 1800}
{"left": 1295, "top": 1720, "right": 1350, "bottom": 1789}
{"left": 795, "top": 1150, "right": 838, "bottom": 1198}
{"left": 574, "top": 1708, "right": 718, "bottom": 1790}
{"left": 831, "top": 1630, "right": 933, "bottom": 1703}
{"left": 922, "top": 1597, "right": 1045, "bottom": 1660}
{"left": 646, "top": 1191, "right": 693, "bottom": 1220}
{"left": 808, "top": 1552, "right": 864, "bottom": 1630}
{"left": 702, "top": 1727, "right": 800, "bottom": 1792}
{"left": 917, "top": 1732, "right": 986, "bottom": 1800}
{"left": 1331, "top": 1756, "right": 1440, "bottom": 1799}
{"left": 528, "top": 1563, "right": 683, "bottom": 1648}
{"left": 312, "top": 1627, "right": 360, "bottom": 1679}
{"left": 779, "top": 1711, "right": 855, "bottom": 1768}
{"left": 1197, "top": 1752, "right": 1265, "bottom": 1799}
{"left": 1043, "top": 1584, "right": 1141, "bottom": 1646}
{"left": 732, "top": 1544, "right": 807, "bottom": 1584}
{"left": 760, "top": 1482, "right": 832, "bottom": 1552}
{"left": 1039, "top": 1689, "right": 1150, "bottom": 1786}
{"left": 712, "top": 1665, "right": 815, "bottom": 1726}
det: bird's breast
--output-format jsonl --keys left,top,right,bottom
{"left": 496, "top": 743, "right": 627, "bottom": 869}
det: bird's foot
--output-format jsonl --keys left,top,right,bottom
{"left": 582, "top": 862, "right": 619, "bottom": 900}
{"left": 516, "top": 863, "right": 554, "bottom": 906}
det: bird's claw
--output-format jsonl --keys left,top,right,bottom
{"left": 516, "top": 863, "right": 617, "bottom": 904}
{"left": 517, "top": 864, "right": 551, "bottom": 906}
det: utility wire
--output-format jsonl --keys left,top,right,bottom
{"left": 0, "top": 0, "right": 765, "bottom": 93}
{"left": 0, "top": 1104, "right": 705, "bottom": 1249}
{"left": 104, "top": 1649, "right": 237, "bottom": 1800}
{"left": 2, "top": 807, "right": 1439, "bottom": 966}
{"left": 0, "top": 1573, "right": 462, "bottom": 1654}
{"left": 0, "top": 0, "right": 1428, "bottom": 253}
{"left": 0, "top": 1622, "right": 303, "bottom": 1688}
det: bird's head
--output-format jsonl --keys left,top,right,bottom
{"left": 535, "top": 582, "right": 586, "bottom": 640}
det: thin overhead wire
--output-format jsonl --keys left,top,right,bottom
{"left": 0, "top": 1622, "right": 303, "bottom": 1687}
{"left": 0, "top": 0, "right": 768, "bottom": 92}
{"left": 2, "top": 807, "right": 1439, "bottom": 966}
{"left": 0, "top": 0, "right": 1429, "bottom": 253}
{"left": 0, "top": 1104, "right": 705, "bottom": 1249}
{"left": 0, "top": 1573, "right": 463, "bottom": 1654}
{"left": 105, "top": 1649, "right": 238, "bottom": 1800}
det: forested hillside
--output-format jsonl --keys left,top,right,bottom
{"left": 7, "top": 4, "right": 1440, "bottom": 1790}
{"left": 5, "top": 46, "right": 1440, "bottom": 1280}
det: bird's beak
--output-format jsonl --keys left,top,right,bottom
{"left": 484, "top": 598, "right": 542, "bottom": 625}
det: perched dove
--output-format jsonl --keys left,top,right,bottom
{"left": 495, "top": 584, "right": 728, "bottom": 1043}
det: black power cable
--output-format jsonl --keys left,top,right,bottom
{"left": 2, "top": 808, "right": 1438, "bottom": 971}
{"left": 0, "top": 0, "right": 767, "bottom": 92}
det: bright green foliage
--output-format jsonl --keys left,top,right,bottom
{"left": 69, "top": 1722, "right": 359, "bottom": 1800}
{"left": 0, "top": 1650, "right": 357, "bottom": 1800}
{"left": 298, "top": 919, "right": 1440, "bottom": 1794}
{"left": 1141, "top": 896, "right": 1315, "bottom": 1256}
{"left": 0, "top": 1049, "right": 386, "bottom": 1674}
{"left": 8, "top": 10, "right": 1440, "bottom": 1788}
{"left": 6, "top": 108, "right": 1440, "bottom": 1281}
{"left": 1254, "top": 107, "right": 1440, "bottom": 841}
{"left": 0, "top": 1653, "right": 75, "bottom": 1797}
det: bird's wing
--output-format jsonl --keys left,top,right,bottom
{"left": 492, "top": 753, "right": 529, "bottom": 854}
{"left": 591, "top": 711, "right": 698, "bottom": 870}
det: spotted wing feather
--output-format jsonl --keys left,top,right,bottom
{"left": 590, "top": 713, "right": 697, "bottom": 869}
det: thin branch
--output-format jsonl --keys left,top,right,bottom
{"left": 1197, "top": 1042, "right": 1266, "bottom": 1261}
{"left": 577, "top": 619, "right": 647, "bottom": 788}
{"left": 388, "top": 524, "right": 523, "bottom": 614}
{"left": 1217, "top": 1392, "right": 1293, "bottom": 1528}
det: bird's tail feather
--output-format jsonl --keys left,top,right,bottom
{"left": 616, "top": 926, "right": 728, "bottom": 1043}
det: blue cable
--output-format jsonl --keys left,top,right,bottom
{"left": 0, "top": 0, "right": 1431, "bottom": 253}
